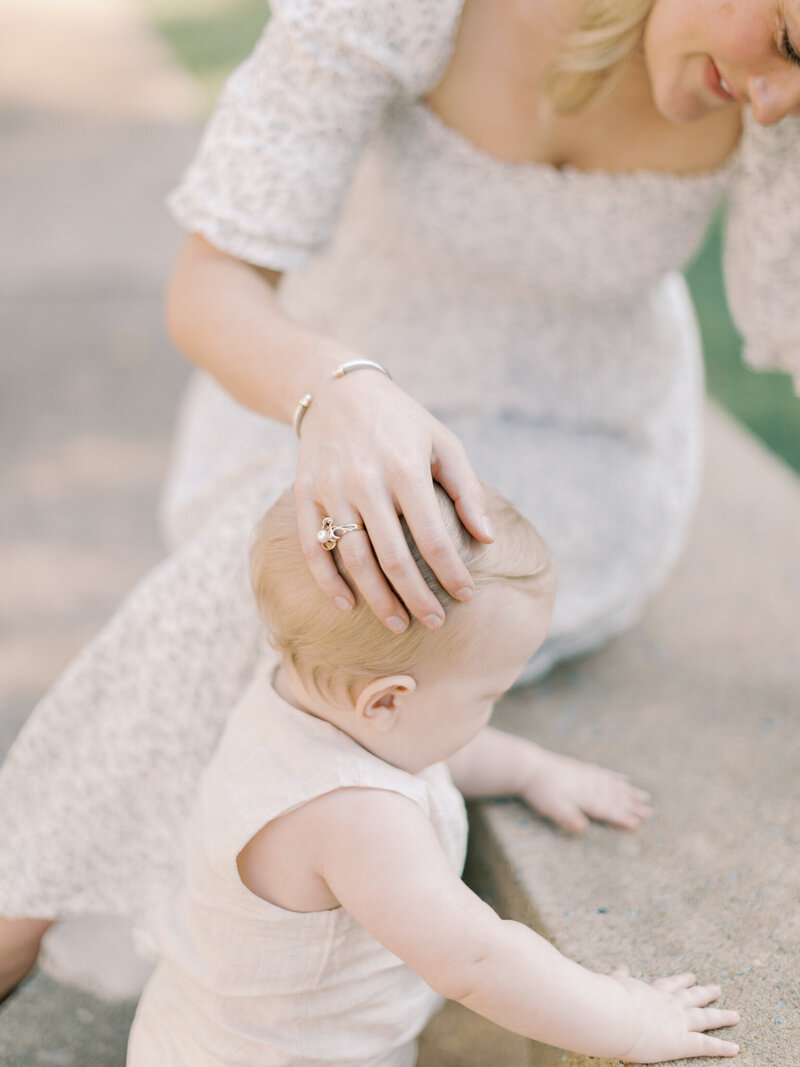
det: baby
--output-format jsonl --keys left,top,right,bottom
{"left": 127, "top": 485, "right": 739, "bottom": 1066}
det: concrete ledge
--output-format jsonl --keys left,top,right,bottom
{"left": 465, "top": 402, "right": 800, "bottom": 1066}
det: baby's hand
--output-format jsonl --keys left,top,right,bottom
{"left": 519, "top": 748, "right": 651, "bottom": 834}
{"left": 612, "top": 968, "right": 740, "bottom": 1062}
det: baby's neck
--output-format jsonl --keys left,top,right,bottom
{"left": 271, "top": 663, "right": 415, "bottom": 772}
{"left": 272, "top": 664, "right": 355, "bottom": 739}
{"left": 272, "top": 664, "right": 311, "bottom": 714}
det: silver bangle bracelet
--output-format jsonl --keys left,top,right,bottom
{"left": 292, "top": 393, "right": 313, "bottom": 439}
{"left": 332, "top": 359, "right": 393, "bottom": 381}
{"left": 293, "top": 360, "right": 392, "bottom": 439}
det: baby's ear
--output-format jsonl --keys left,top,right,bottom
{"left": 355, "top": 675, "right": 416, "bottom": 734}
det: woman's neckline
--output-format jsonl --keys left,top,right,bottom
{"left": 409, "top": 98, "right": 740, "bottom": 185}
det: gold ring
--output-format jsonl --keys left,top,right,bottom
{"left": 317, "top": 517, "right": 365, "bottom": 551}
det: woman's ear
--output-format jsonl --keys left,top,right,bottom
{"left": 355, "top": 675, "right": 416, "bottom": 734}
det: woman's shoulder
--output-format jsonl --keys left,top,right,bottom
{"left": 271, "top": 0, "right": 465, "bottom": 93}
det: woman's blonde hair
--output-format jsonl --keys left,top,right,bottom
{"left": 546, "top": 0, "right": 655, "bottom": 114}
{"left": 250, "top": 485, "right": 553, "bottom": 706}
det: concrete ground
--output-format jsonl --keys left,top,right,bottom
{"left": 1, "top": 1, "right": 798, "bottom": 1065}
{"left": 0, "top": 0, "right": 201, "bottom": 749}
{"left": 0, "top": 4, "right": 194, "bottom": 1058}
{"left": 0, "top": 1, "right": 524, "bottom": 1062}
{"left": 469, "top": 403, "right": 800, "bottom": 1066}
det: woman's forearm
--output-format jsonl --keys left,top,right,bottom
{"left": 165, "top": 234, "right": 350, "bottom": 421}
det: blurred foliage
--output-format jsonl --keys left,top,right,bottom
{"left": 141, "top": 0, "right": 799, "bottom": 474}
{"left": 138, "top": 0, "right": 269, "bottom": 101}
{"left": 686, "top": 214, "right": 800, "bottom": 474}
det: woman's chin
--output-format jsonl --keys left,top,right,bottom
{"left": 653, "top": 84, "right": 716, "bottom": 125}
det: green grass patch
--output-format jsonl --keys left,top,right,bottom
{"left": 138, "top": 0, "right": 269, "bottom": 102}
{"left": 141, "top": 0, "right": 800, "bottom": 475}
{"left": 685, "top": 214, "right": 800, "bottom": 475}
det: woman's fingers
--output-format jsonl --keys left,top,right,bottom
{"left": 334, "top": 503, "right": 441, "bottom": 631}
{"left": 298, "top": 474, "right": 451, "bottom": 630}
{"left": 431, "top": 429, "right": 493, "bottom": 544}
{"left": 328, "top": 446, "right": 480, "bottom": 624}
{"left": 298, "top": 485, "right": 448, "bottom": 632}
{"left": 296, "top": 492, "right": 416, "bottom": 627}
{"left": 356, "top": 498, "right": 450, "bottom": 627}
{"left": 393, "top": 479, "right": 476, "bottom": 605}
{"left": 297, "top": 475, "right": 418, "bottom": 629}
{"left": 295, "top": 493, "right": 360, "bottom": 612}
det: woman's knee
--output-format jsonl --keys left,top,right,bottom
{"left": 0, "top": 915, "right": 53, "bottom": 998}
{"left": 0, "top": 915, "right": 53, "bottom": 950}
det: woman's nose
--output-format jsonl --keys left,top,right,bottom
{"left": 748, "top": 72, "right": 800, "bottom": 125}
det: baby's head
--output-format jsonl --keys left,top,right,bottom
{"left": 250, "top": 485, "right": 555, "bottom": 771}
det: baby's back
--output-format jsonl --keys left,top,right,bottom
{"left": 127, "top": 659, "right": 467, "bottom": 1066}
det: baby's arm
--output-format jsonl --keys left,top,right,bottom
{"left": 312, "top": 788, "right": 738, "bottom": 1063}
{"left": 447, "top": 726, "right": 652, "bottom": 833}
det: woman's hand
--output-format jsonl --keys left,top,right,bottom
{"left": 167, "top": 238, "right": 489, "bottom": 631}
{"left": 519, "top": 747, "right": 652, "bottom": 834}
{"left": 612, "top": 969, "right": 740, "bottom": 1062}
{"left": 294, "top": 367, "right": 491, "bottom": 632}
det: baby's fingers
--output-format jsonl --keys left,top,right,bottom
{"left": 583, "top": 780, "right": 652, "bottom": 830}
{"left": 546, "top": 799, "right": 590, "bottom": 835}
{"left": 680, "top": 982, "right": 722, "bottom": 1008}
{"left": 687, "top": 1006, "right": 741, "bottom": 1033}
{"left": 653, "top": 972, "right": 697, "bottom": 993}
{"left": 682, "top": 1032, "right": 740, "bottom": 1058}
{"left": 605, "top": 800, "right": 653, "bottom": 831}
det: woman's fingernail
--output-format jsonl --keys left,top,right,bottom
{"left": 386, "top": 615, "right": 408, "bottom": 633}
{"left": 481, "top": 515, "right": 495, "bottom": 541}
{"left": 455, "top": 586, "right": 473, "bottom": 601}
{"left": 423, "top": 613, "right": 444, "bottom": 630}
{"left": 335, "top": 596, "right": 353, "bottom": 612}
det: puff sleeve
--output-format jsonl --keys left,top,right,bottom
{"left": 723, "top": 113, "right": 800, "bottom": 393}
{"left": 167, "top": 0, "right": 462, "bottom": 271}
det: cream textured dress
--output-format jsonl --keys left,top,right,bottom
{"left": 0, "top": 0, "right": 798, "bottom": 927}
{"left": 126, "top": 658, "right": 466, "bottom": 1067}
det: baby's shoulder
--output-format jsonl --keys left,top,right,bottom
{"left": 237, "top": 786, "right": 424, "bottom": 912}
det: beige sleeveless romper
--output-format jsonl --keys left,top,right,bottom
{"left": 127, "top": 659, "right": 468, "bottom": 1066}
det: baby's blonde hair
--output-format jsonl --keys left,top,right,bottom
{"left": 546, "top": 0, "right": 655, "bottom": 114}
{"left": 250, "top": 485, "right": 553, "bottom": 706}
